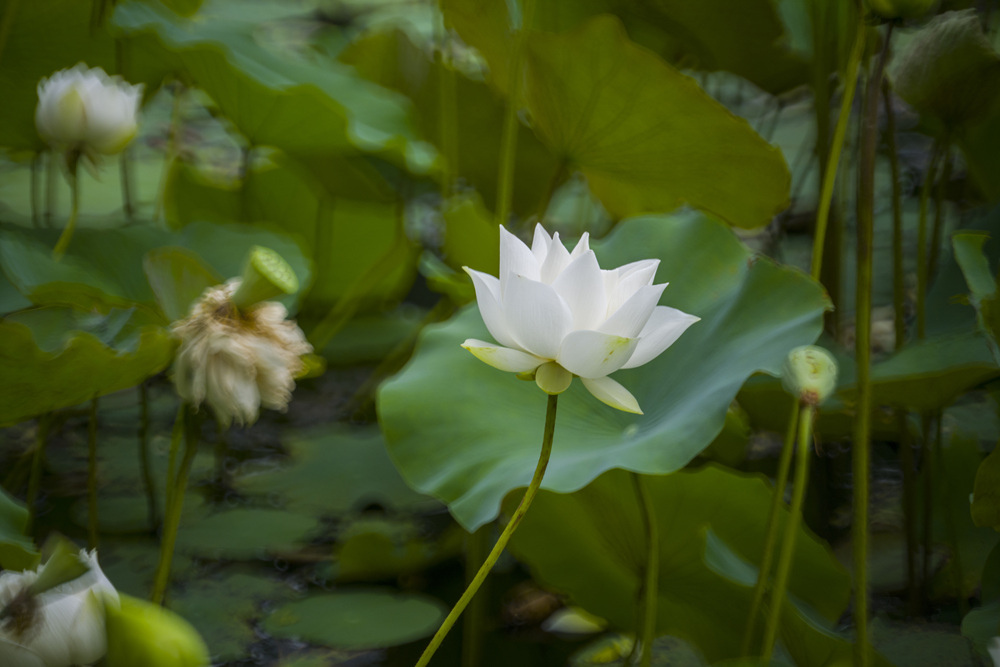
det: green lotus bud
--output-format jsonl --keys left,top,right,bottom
{"left": 781, "top": 345, "right": 838, "bottom": 406}
{"left": 866, "top": 0, "right": 936, "bottom": 20}
{"left": 892, "top": 10, "right": 1000, "bottom": 129}
{"left": 230, "top": 246, "right": 299, "bottom": 311}
{"left": 105, "top": 593, "right": 210, "bottom": 667}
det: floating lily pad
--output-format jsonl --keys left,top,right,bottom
{"left": 379, "top": 211, "right": 828, "bottom": 530}
{"left": 233, "top": 426, "right": 441, "bottom": 517}
{"left": 174, "top": 508, "right": 320, "bottom": 560}
{"left": 263, "top": 589, "right": 446, "bottom": 650}
{"left": 331, "top": 516, "right": 463, "bottom": 583}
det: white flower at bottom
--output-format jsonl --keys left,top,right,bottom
{"left": 172, "top": 280, "right": 312, "bottom": 427}
{"left": 0, "top": 550, "right": 119, "bottom": 667}
{"left": 462, "top": 224, "right": 699, "bottom": 414}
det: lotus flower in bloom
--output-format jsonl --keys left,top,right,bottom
{"left": 35, "top": 63, "right": 142, "bottom": 157}
{"left": 172, "top": 280, "right": 312, "bottom": 427}
{"left": 0, "top": 550, "right": 119, "bottom": 667}
{"left": 462, "top": 225, "right": 699, "bottom": 414}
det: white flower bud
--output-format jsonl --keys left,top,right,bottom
{"left": 781, "top": 345, "right": 838, "bottom": 406}
{"left": 0, "top": 550, "right": 119, "bottom": 667}
{"left": 35, "top": 63, "right": 143, "bottom": 156}
{"left": 172, "top": 280, "right": 312, "bottom": 427}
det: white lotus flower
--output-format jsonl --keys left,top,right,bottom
{"left": 172, "top": 280, "right": 312, "bottom": 427}
{"left": 462, "top": 225, "right": 699, "bottom": 414}
{"left": 0, "top": 550, "right": 119, "bottom": 667}
{"left": 35, "top": 63, "right": 142, "bottom": 157}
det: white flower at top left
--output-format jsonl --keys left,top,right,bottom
{"left": 35, "top": 63, "right": 143, "bottom": 157}
{"left": 172, "top": 280, "right": 313, "bottom": 427}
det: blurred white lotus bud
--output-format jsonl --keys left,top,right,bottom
{"left": 172, "top": 248, "right": 311, "bottom": 427}
{"left": 35, "top": 63, "right": 142, "bottom": 157}
{"left": 0, "top": 550, "right": 119, "bottom": 667}
{"left": 104, "top": 593, "right": 209, "bottom": 667}
{"left": 782, "top": 345, "right": 838, "bottom": 406}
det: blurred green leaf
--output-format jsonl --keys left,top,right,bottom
{"left": 441, "top": 192, "right": 499, "bottom": 275}
{"left": 508, "top": 465, "right": 850, "bottom": 662}
{"left": 263, "top": 589, "right": 446, "bottom": 650}
{"left": 953, "top": 231, "right": 1000, "bottom": 362}
{"left": 174, "top": 508, "right": 320, "bottom": 560}
{"left": 0, "top": 486, "right": 38, "bottom": 571}
{"left": 523, "top": 16, "right": 790, "bottom": 228}
{"left": 0, "top": 306, "right": 174, "bottom": 426}
{"left": 142, "top": 247, "right": 221, "bottom": 322}
{"left": 973, "top": 443, "right": 1000, "bottom": 531}
{"left": 379, "top": 211, "right": 829, "bottom": 531}
{"left": 112, "top": 1, "right": 439, "bottom": 174}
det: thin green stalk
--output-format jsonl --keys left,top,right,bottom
{"left": 31, "top": 152, "right": 42, "bottom": 227}
{"left": 810, "top": 10, "right": 867, "bottom": 282}
{"left": 52, "top": 158, "right": 79, "bottom": 259}
{"left": 761, "top": 404, "right": 815, "bottom": 662}
{"left": 436, "top": 4, "right": 458, "bottom": 201}
{"left": 936, "top": 417, "right": 968, "bottom": 616}
{"left": 415, "top": 393, "right": 558, "bottom": 667}
{"left": 882, "top": 80, "right": 905, "bottom": 350}
{"left": 632, "top": 472, "right": 659, "bottom": 667}
{"left": 155, "top": 83, "right": 184, "bottom": 224}
{"left": 87, "top": 398, "right": 99, "bottom": 550}
{"left": 852, "top": 24, "right": 893, "bottom": 664}
{"left": 138, "top": 382, "right": 158, "bottom": 533}
{"left": 461, "top": 525, "right": 490, "bottom": 667}
{"left": 46, "top": 150, "right": 59, "bottom": 227}
{"left": 742, "top": 395, "right": 800, "bottom": 656}
{"left": 163, "top": 404, "right": 185, "bottom": 517}
{"left": 494, "top": 0, "right": 533, "bottom": 227}
{"left": 916, "top": 140, "right": 943, "bottom": 340}
{"left": 928, "top": 142, "right": 952, "bottom": 282}
{"left": 116, "top": 39, "right": 135, "bottom": 221}
{"left": 920, "top": 412, "right": 934, "bottom": 602}
{"left": 898, "top": 411, "right": 920, "bottom": 616}
{"left": 151, "top": 405, "right": 200, "bottom": 605}
{"left": 26, "top": 414, "right": 51, "bottom": 533}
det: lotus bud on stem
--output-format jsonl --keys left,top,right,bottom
{"left": 230, "top": 245, "right": 299, "bottom": 312}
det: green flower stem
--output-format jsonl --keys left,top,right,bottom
{"left": 155, "top": 82, "right": 184, "bottom": 224}
{"left": 152, "top": 404, "right": 200, "bottom": 606}
{"left": 415, "top": 393, "right": 558, "bottom": 667}
{"left": 461, "top": 524, "right": 490, "bottom": 667}
{"left": 632, "top": 472, "right": 659, "bottom": 667}
{"left": 52, "top": 156, "right": 79, "bottom": 259}
{"left": 31, "top": 152, "right": 42, "bottom": 227}
{"left": 936, "top": 417, "right": 968, "bottom": 616}
{"left": 898, "top": 411, "right": 919, "bottom": 615}
{"left": 116, "top": 39, "right": 135, "bottom": 221}
{"left": 138, "top": 382, "right": 158, "bottom": 533}
{"left": 495, "top": 0, "right": 533, "bottom": 227}
{"left": 87, "top": 397, "right": 99, "bottom": 550}
{"left": 916, "top": 139, "right": 943, "bottom": 340}
{"left": 45, "top": 149, "right": 58, "bottom": 227}
{"left": 928, "top": 141, "right": 952, "bottom": 282}
{"left": 437, "top": 4, "right": 458, "bottom": 200}
{"left": 809, "top": 9, "right": 866, "bottom": 282}
{"left": 852, "top": 24, "right": 893, "bottom": 664}
{"left": 920, "top": 412, "right": 934, "bottom": 603}
{"left": 761, "top": 403, "right": 814, "bottom": 662}
{"left": 742, "top": 394, "right": 799, "bottom": 656}
{"left": 26, "top": 414, "right": 51, "bottom": 533}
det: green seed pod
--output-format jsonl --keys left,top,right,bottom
{"left": 866, "top": 0, "right": 936, "bottom": 20}
{"left": 105, "top": 593, "right": 210, "bottom": 667}
{"left": 230, "top": 245, "right": 299, "bottom": 311}
{"left": 781, "top": 345, "right": 838, "bottom": 406}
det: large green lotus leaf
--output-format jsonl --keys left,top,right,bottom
{"left": 0, "top": 0, "right": 116, "bottom": 151}
{"left": 0, "top": 486, "right": 38, "bottom": 571}
{"left": 233, "top": 426, "right": 440, "bottom": 517}
{"left": 111, "top": 2, "right": 438, "bottom": 174}
{"left": 507, "top": 466, "right": 850, "bottom": 662}
{"left": 263, "top": 589, "right": 446, "bottom": 650}
{"left": 0, "top": 220, "right": 311, "bottom": 314}
{"left": 522, "top": 16, "right": 790, "bottom": 228}
{"left": 378, "top": 212, "right": 829, "bottom": 531}
{"left": 0, "top": 307, "right": 174, "bottom": 426}
{"left": 341, "top": 29, "right": 561, "bottom": 216}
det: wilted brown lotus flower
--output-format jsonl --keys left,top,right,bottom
{"left": 171, "top": 247, "right": 312, "bottom": 427}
